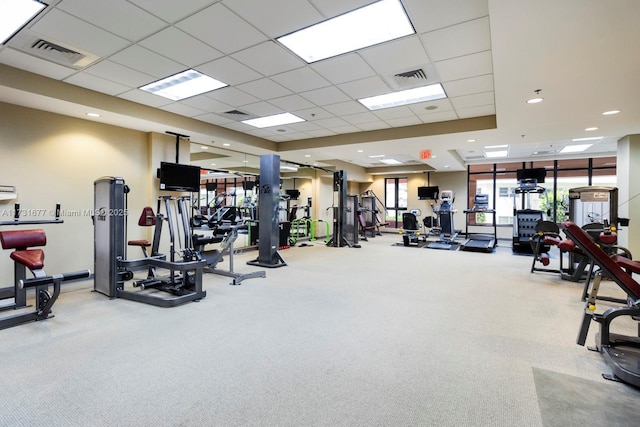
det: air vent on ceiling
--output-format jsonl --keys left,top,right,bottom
{"left": 386, "top": 65, "right": 438, "bottom": 90}
{"left": 465, "top": 155, "right": 485, "bottom": 160}
{"left": 532, "top": 150, "right": 556, "bottom": 156}
{"left": 394, "top": 68, "right": 427, "bottom": 81}
{"left": 10, "top": 33, "right": 100, "bottom": 69}
{"left": 224, "top": 109, "right": 249, "bottom": 116}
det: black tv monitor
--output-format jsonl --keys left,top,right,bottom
{"left": 516, "top": 168, "right": 546, "bottom": 184}
{"left": 285, "top": 189, "right": 300, "bottom": 200}
{"left": 418, "top": 186, "right": 439, "bottom": 200}
{"left": 159, "top": 162, "right": 201, "bottom": 192}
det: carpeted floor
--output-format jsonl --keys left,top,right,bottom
{"left": 0, "top": 233, "right": 638, "bottom": 426}
{"left": 534, "top": 367, "right": 640, "bottom": 426}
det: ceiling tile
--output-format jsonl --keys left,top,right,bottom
{"left": 311, "top": 0, "right": 376, "bottom": 17}
{"left": 311, "top": 53, "right": 376, "bottom": 85}
{"left": 443, "top": 74, "right": 494, "bottom": 98}
{"left": 322, "top": 100, "right": 369, "bottom": 116}
{"left": 205, "top": 86, "right": 260, "bottom": 107}
{"left": 300, "top": 86, "right": 350, "bottom": 106}
{"left": 292, "top": 107, "right": 335, "bottom": 121}
{"left": 436, "top": 51, "right": 493, "bottom": 82}
{"left": 30, "top": 9, "right": 129, "bottom": 57}
{"left": 57, "top": 0, "right": 167, "bottom": 41}
{"left": 408, "top": 98, "right": 454, "bottom": 115}
{"left": 110, "top": 45, "right": 184, "bottom": 78}
{"left": 271, "top": 67, "right": 331, "bottom": 93}
{"left": 231, "top": 41, "right": 305, "bottom": 76}
{"left": 194, "top": 112, "right": 236, "bottom": 126}
{"left": 177, "top": 3, "right": 268, "bottom": 54}
{"left": 64, "top": 73, "right": 129, "bottom": 96}
{"left": 117, "top": 89, "right": 173, "bottom": 107}
{"left": 196, "top": 56, "right": 263, "bottom": 86}
{"left": 160, "top": 102, "right": 207, "bottom": 117}
{"left": 456, "top": 104, "right": 496, "bottom": 119}
{"left": 450, "top": 91, "right": 494, "bottom": 109}
{"left": 236, "top": 78, "right": 292, "bottom": 100}
{"left": 372, "top": 106, "right": 416, "bottom": 121}
{"left": 404, "top": 0, "right": 488, "bottom": 33}
{"left": 84, "top": 60, "right": 155, "bottom": 87}
{"left": 240, "top": 101, "right": 283, "bottom": 116}
{"left": 356, "top": 121, "right": 391, "bottom": 131}
{"left": 342, "top": 111, "right": 379, "bottom": 125}
{"left": 358, "top": 35, "right": 431, "bottom": 76}
{"left": 417, "top": 110, "right": 459, "bottom": 123}
{"left": 139, "top": 27, "right": 223, "bottom": 67}
{"left": 180, "top": 95, "right": 233, "bottom": 113}
{"left": 385, "top": 116, "right": 424, "bottom": 127}
{"left": 337, "top": 76, "right": 390, "bottom": 99}
{"left": 224, "top": 0, "right": 323, "bottom": 37}
{"left": 421, "top": 17, "right": 491, "bottom": 62}
{"left": 269, "top": 94, "right": 317, "bottom": 111}
{"left": 129, "top": 0, "right": 215, "bottom": 23}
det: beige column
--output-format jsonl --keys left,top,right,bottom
{"left": 616, "top": 134, "right": 640, "bottom": 256}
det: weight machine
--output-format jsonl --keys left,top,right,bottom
{"left": 0, "top": 203, "right": 90, "bottom": 329}
{"left": 94, "top": 177, "right": 206, "bottom": 307}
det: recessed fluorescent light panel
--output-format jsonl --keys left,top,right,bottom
{"left": 571, "top": 136, "right": 602, "bottom": 142}
{"left": 380, "top": 158, "right": 402, "bottom": 165}
{"left": 242, "top": 112, "right": 305, "bottom": 128}
{"left": 1, "top": 0, "right": 47, "bottom": 44}
{"left": 277, "top": 0, "right": 414, "bottom": 63}
{"left": 359, "top": 83, "right": 447, "bottom": 110}
{"left": 140, "top": 69, "right": 227, "bottom": 101}
{"left": 560, "top": 144, "right": 592, "bottom": 154}
{"left": 485, "top": 150, "right": 508, "bottom": 158}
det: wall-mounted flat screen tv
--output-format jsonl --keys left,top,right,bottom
{"left": 159, "top": 162, "right": 201, "bottom": 192}
{"left": 285, "top": 189, "right": 300, "bottom": 200}
{"left": 418, "top": 186, "right": 439, "bottom": 200}
{"left": 516, "top": 168, "right": 546, "bottom": 184}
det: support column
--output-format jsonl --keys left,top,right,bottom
{"left": 248, "top": 154, "right": 286, "bottom": 268}
{"left": 616, "top": 134, "right": 640, "bottom": 256}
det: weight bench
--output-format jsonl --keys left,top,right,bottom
{"left": 0, "top": 229, "right": 90, "bottom": 330}
{"left": 561, "top": 221, "right": 640, "bottom": 386}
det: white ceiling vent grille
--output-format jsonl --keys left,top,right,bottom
{"left": 8, "top": 33, "right": 100, "bottom": 69}
{"left": 394, "top": 68, "right": 427, "bottom": 83}
{"left": 222, "top": 109, "right": 257, "bottom": 121}
{"left": 386, "top": 64, "right": 439, "bottom": 90}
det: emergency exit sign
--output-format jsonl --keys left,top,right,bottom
{"left": 420, "top": 150, "right": 432, "bottom": 159}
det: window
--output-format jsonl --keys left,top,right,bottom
{"left": 468, "top": 157, "right": 616, "bottom": 225}
{"left": 385, "top": 177, "right": 408, "bottom": 228}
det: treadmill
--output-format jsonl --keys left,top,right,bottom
{"left": 461, "top": 194, "right": 497, "bottom": 253}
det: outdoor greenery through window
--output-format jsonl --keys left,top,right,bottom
{"left": 468, "top": 157, "right": 616, "bottom": 226}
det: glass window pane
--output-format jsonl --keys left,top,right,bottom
{"left": 398, "top": 178, "right": 408, "bottom": 208}
{"left": 385, "top": 178, "right": 396, "bottom": 208}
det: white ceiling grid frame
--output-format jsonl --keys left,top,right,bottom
{"left": 139, "top": 27, "right": 224, "bottom": 67}
{"left": 230, "top": 41, "right": 305, "bottom": 76}
{"left": 223, "top": 0, "right": 325, "bottom": 38}
{"left": 29, "top": 9, "right": 129, "bottom": 57}
{"left": 109, "top": 45, "right": 185, "bottom": 79}
{"left": 176, "top": 3, "right": 268, "bottom": 54}
{"left": 196, "top": 56, "right": 263, "bottom": 86}
{"left": 57, "top": 0, "right": 167, "bottom": 42}
{"left": 128, "top": 0, "right": 217, "bottom": 23}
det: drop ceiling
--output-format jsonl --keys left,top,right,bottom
{"left": 1, "top": 0, "right": 639, "bottom": 175}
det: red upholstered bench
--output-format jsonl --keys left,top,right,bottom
{"left": 0, "top": 229, "right": 47, "bottom": 276}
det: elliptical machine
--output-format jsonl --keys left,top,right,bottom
{"left": 427, "top": 190, "right": 458, "bottom": 250}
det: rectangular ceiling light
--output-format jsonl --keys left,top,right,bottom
{"left": 1, "top": 0, "right": 47, "bottom": 44}
{"left": 358, "top": 83, "right": 447, "bottom": 110}
{"left": 560, "top": 144, "right": 592, "bottom": 154}
{"left": 485, "top": 150, "right": 508, "bottom": 158}
{"left": 140, "top": 69, "right": 227, "bottom": 101}
{"left": 277, "top": 0, "right": 414, "bottom": 63}
{"left": 242, "top": 112, "right": 305, "bottom": 128}
{"left": 571, "top": 136, "right": 602, "bottom": 142}
{"left": 380, "top": 158, "right": 402, "bottom": 165}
